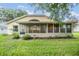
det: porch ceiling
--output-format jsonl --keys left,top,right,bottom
{"left": 17, "top": 21, "right": 58, "bottom": 24}
{"left": 17, "top": 21, "right": 74, "bottom": 24}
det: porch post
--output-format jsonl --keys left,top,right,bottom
{"left": 59, "top": 24, "right": 61, "bottom": 33}
{"left": 26, "top": 25, "right": 29, "bottom": 33}
{"left": 71, "top": 23, "right": 73, "bottom": 33}
{"left": 20, "top": 24, "right": 26, "bottom": 33}
{"left": 18, "top": 24, "right": 21, "bottom": 35}
{"left": 21, "top": 24, "right": 23, "bottom": 32}
{"left": 53, "top": 24, "right": 54, "bottom": 33}
{"left": 46, "top": 24, "right": 48, "bottom": 33}
{"left": 65, "top": 24, "right": 67, "bottom": 33}
{"left": 20, "top": 24, "right": 22, "bottom": 32}
{"left": 19, "top": 24, "right": 23, "bottom": 34}
{"left": 24, "top": 25, "right": 26, "bottom": 33}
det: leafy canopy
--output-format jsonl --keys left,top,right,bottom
{"left": 32, "top": 3, "right": 76, "bottom": 21}
{"left": 0, "top": 8, "right": 27, "bottom": 21}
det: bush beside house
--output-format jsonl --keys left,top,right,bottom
{"left": 22, "top": 34, "right": 32, "bottom": 40}
{"left": 12, "top": 33, "right": 20, "bottom": 39}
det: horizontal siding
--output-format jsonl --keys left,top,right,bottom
{"left": 20, "top": 33, "right": 72, "bottom": 37}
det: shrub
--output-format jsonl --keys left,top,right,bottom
{"left": 67, "top": 34, "right": 73, "bottom": 38}
{"left": 2, "top": 34, "right": 8, "bottom": 36}
{"left": 22, "top": 34, "right": 32, "bottom": 40}
{"left": 12, "top": 33, "right": 20, "bottom": 39}
{"left": 48, "top": 36, "right": 53, "bottom": 39}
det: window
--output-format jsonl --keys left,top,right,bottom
{"left": 13, "top": 25, "right": 18, "bottom": 32}
{"left": 60, "top": 25, "right": 66, "bottom": 33}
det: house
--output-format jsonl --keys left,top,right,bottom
{"left": 73, "top": 20, "right": 79, "bottom": 32}
{"left": 7, "top": 15, "right": 77, "bottom": 38}
{"left": 0, "top": 17, "right": 7, "bottom": 34}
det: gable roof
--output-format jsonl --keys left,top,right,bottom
{"left": 63, "top": 19, "right": 78, "bottom": 23}
{"left": 7, "top": 15, "right": 77, "bottom": 24}
{"left": 7, "top": 15, "right": 48, "bottom": 24}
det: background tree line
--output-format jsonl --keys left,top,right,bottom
{"left": 0, "top": 8, "right": 27, "bottom": 21}
{"left": 0, "top": 3, "right": 77, "bottom": 22}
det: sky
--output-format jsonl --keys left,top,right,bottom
{"left": 0, "top": 3, "right": 46, "bottom": 15}
{"left": 0, "top": 3, "right": 79, "bottom": 19}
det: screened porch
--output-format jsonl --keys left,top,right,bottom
{"left": 18, "top": 23, "right": 72, "bottom": 34}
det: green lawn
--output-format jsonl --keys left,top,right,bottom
{"left": 73, "top": 32, "right": 79, "bottom": 38}
{"left": 0, "top": 34, "right": 79, "bottom": 56}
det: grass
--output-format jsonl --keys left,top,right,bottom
{"left": 0, "top": 34, "right": 79, "bottom": 56}
{"left": 73, "top": 32, "right": 79, "bottom": 38}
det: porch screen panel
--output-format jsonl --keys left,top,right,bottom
{"left": 29, "top": 24, "right": 40, "bottom": 33}
{"left": 66, "top": 24, "right": 71, "bottom": 33}
{"left": 29, "top": 24, "right": 46, "bottom": 33}
{"left": 60, "top": 24, "right": 66, "bottom": 33}
{"left": 48, "top": 24, "right": 53, "bottom": 33}
{"left": 40, "top": 24, "right": 46, "bottom": 33}
{"left": 54, "top": 24, "right": 59, "bottom": 33}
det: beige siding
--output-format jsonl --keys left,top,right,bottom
{"left": 7, "top": 16, "right": 50, "bottom": 34}
{"left": 7, "top": 22, "right": 19, "bottom": 34}
{"left": 17, "top": 16, "right": 51, "bottom": 22}
{"left": 7, "top": 16, "right": 72, "bottom": 38}
{"left": 20, "top": 33, "right": 72, "bottom": 38}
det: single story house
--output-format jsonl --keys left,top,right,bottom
{"left": 0, "top": 23, "right": 7, "bottom": 34}
{"left": 73, "top": 20, "right": 79, "bottom": 32}
{"left": 0, "top": 17, "right": 8, "bottom": 34}
{"left": 7, "top": 15, "right": 77, "bottom": 38}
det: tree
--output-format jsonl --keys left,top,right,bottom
{"left": 0, "top": 8, "right": 27, "bottom": 21}
{"left": 32, "top": 3, "right": 77, "bottom": 21}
